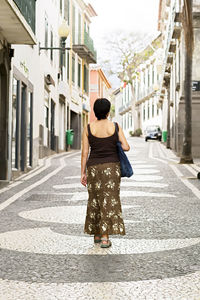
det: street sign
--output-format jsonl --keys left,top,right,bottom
{"left": 192, "top": 81, "right": 200, "bottom": 91}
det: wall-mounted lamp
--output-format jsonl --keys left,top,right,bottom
{"left": 39, "top": 21, "right": 71, "bottom": 54}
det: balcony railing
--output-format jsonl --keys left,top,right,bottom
{"left": 84, "top": 31, "right": 97, "bottom": 61}
{"left": 137, "top": 86, "right": 155, "bottom": 102}
{"left": 14, "top": 0, "right": 36, "bottom": 33}
{"left": 119, "top": 101, "right": 132, "bottom": 114}
{"left": 72, "top": 30, "right": 97, "bottom": 64}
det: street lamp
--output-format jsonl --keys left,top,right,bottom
{"left": 39, "top": 21, "right": 71, "bottom": 54}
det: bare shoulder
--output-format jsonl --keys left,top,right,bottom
{"left": 83, "top": 124, "right": 89, "bottom": 136}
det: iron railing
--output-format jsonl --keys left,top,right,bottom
{"left": 84, "top": 30, "right": 97, "bottom": 61}
{"left": 14, "top": 0, "right": 36, "bottom": 33}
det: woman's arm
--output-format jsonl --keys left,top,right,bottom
{"left": 81, "top": 126, "right": 89, "bottom": 186}
{"left": 118, "top": 124, "right": 130, "bottom": 151}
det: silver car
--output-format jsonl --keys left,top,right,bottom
{"left": 145, "top": 125, "right": 162, "bottom": 142}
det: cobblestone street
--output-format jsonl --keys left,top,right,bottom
{"left": 1, "top": 137, "right": 200, "bottom": 299}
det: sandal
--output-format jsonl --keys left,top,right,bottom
{"left": 100, "top": 237, "right": 112, "bottom": 248}
{"left": 94, "top": 235, "right": 101, "bottom": 243}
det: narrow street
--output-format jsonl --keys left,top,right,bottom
{"left": 1, "top": 138, "right": 200, "bottom": 299}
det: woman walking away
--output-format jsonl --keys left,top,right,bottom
{"left": 81, "top": 98, "right": 130, "bottom": 248}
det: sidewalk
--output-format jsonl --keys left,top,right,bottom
{"left": 0, "top": 139, "right": 200, "bottom": 299}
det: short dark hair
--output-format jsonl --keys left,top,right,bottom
{"left": 93, "top": 98, "right": 111, "bottom": 120}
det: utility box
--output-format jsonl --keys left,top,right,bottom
{"left": 162, "top": 131, "right": 167, "bottom": 142}
{"left": 66, "top": 129, "right": 74, "bottom": 146}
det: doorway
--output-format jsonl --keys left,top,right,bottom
{"left": 20, "top": 83, "right": 26, "bottom": 171}
{"left": 0, "top": 62, "right": 9, "bottom": 179}
{"left": 51, "top": 99, "right": 55, "bottom": 151}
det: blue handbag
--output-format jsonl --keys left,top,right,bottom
{"left": 115, "top": 123, "right": 133, "bottom": 178}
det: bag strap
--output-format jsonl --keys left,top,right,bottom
{"left": 87, "top": 124, "right": 91, "bottom": 136}
{"left": 114, "top": 122, "right": 119, "bottom": 141}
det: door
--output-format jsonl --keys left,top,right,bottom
{"left": 27, "top": 92, "right": 33, "bottom": 167}
{"left": 12, "top": 78, "right": 20, "bottom": 169}
{"left": 59, "top": 101, "right": 65, "bottom": 151}
{"left": 51, "top": 99, "right": 55, "bottom": 151}
{"left": 20, "top": 84, "right": 26, "bottom": 171}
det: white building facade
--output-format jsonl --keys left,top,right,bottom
{"left": 118, "top": 83, "right": 134, "bottom": 136}
{"left": 158, "top": 0, "right": 200, "bottom": 156}
{"left": 9, "top": 0, "right": 97, "bottom": 179}
{"left": 117, "top": 35, "right": 163, "bottom": 137}
{"left": 134, "top": 46, "right": 163, "bottom": 135}
{"left": 0, "top": 0, "right": 36, "bottom": 180}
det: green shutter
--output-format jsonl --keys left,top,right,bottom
{"left": 84, "top": 65, "right": 89, "bottom": 93}
{"left": 78, "top": 62, "right": 81, "bottom": 87}
{"left": 72, "top": 5, "right": 76, "bottom": 43}
{"left": 67, "top": 52, "right": 69, "bottom": 80}
{"left": 78, "top": 13, "right": 81, "bottom": 44}
{"left": 72, "top": 56, "right": 75, "bottom": 83}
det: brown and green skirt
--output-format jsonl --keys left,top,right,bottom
{"left": 84, "top": 162, "right": 125, "bottom": 236}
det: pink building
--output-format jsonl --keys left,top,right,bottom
{"left": 89, "top": 67, "right": 111, "bottom": 123}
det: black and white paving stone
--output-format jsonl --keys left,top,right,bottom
{"left": 0, "top": 138, "right": 200, "bottom": 299}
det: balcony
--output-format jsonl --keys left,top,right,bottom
{"left": 169, "top": 40, "right": 176, "bottom": 53}
{"left": 136, "top": 86, "right": 155, "bottom": 103}
{"left": 0, "top": 0, "right": 36, "bottom": 44}
{"left": 119, "top": 102, "right": 132, "bottom": 115}
{"left": 72, "top": 30, "right": 97, "bottom": 64}
{"left": 172, "top": 24, "right": 181, "bottom": 39}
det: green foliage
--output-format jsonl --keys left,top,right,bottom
{"left": 129, "top": 128, "right": 142, "bottom": 137}
{"left": 110, "top": 104, "right": 115, "bottom": 118}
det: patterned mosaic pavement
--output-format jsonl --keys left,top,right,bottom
{"left": 0, "top": 138, "right": 200, "bottom": 299}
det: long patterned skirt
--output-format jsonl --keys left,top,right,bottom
{"left": 84, "top": 162, "right": 126, "bottom": 235}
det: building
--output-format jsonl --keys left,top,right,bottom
{"left": 0, "top": 0, "right": 36, "bottom": 180}
{"left": 89, "top": 66, "right": 111, "bottom": 123}
{"left": 158, "top": 0, "right": 200, "bottom": 157}
{"left": 111, "top": 88, "right": 123, "bottom": 125}
{"left": 2, "top": 0, "right": 97, "bottom": 181}
{"left": 118, "top": 83, "right": 134, "bottom": 136}
{"left": 134, "top": 36, "right": 163, "bottom": 134}
{"left": 117, "top": 34, "right": 163, "bottom": 137}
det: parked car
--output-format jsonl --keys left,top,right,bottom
{"left": 145, "top": 125, "right": 162, "bottom": 142}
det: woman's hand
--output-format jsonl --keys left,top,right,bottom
{"left": 81, "top": 173, "right": 87, "bottom": 187}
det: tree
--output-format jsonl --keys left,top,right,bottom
{"left": 99, "top": 31, "right": 162, "bottom": 130}
{"left": 180, "top": 0, "right": 194, "bottom": 164}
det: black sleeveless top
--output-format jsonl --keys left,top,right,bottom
{"left": 87, "top": 123, "right": 120, "bottom": 167}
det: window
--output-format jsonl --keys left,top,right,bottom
{"left": 78, "top": 13, "right": 81, "bottom": 44}
{"left": 157, "top": 72, "right": 160, "bottom": 82}
{"left": 12, "top": 78, "right": 19, "bottom": 169}
{"left": 72, "top": 55, "right": 75, "bottom": 83}
{"left": 60, "top": 0, "right": 63, "bottom": 14}
{"left": 72, "top": 5, "right": 76, "bottom": 43}
{"left": 147, "top": 102, "right": 150, "bottom": 119}
{"left": 152, "top": 65, "right": 155, "bottom": 85}
{"left": 152, "top": 101, "right": 154, "bottom": 118}
{"left": 127, "top": 85, "right": 129, "bottom": 103}
{"left": 45, "top": 16, "right": 48, "bottom": 48}
{"left": 59, "top": 38, "right": 66, "bottom": 78}
{"left": 143, "top": 106, "right": 145, "bottom": 121}
{"left": 148, "top": 69, "right": 150, "bottom": 87}
{"left": 78, "top": 61, "right": 81, "bottom": 88}
{"left": 67, "top": 52, "right": 69, "bottom": 80}
{"left": 130, "top": 113, "right": 132, "bottom": 127}
{"left": 27, "top": 92, "right": 33, "bottom": 167}
{"left": 64, "top": 0, "right": 70, "bottom": 25}
{"left": 50, "top": 30, "right": 53, "bottom": 61}
{"left": 45, "top": 105, "right": 49, "bottom": 128}
{"left": 84, "top": 64, "right": 89, "bottom": 93}
{"left": 127, "top": 113, "right": 129, "bottom": 128}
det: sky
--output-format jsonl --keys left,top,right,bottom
{"left": 88, "top": 0, "right": 160, "bottom": 87}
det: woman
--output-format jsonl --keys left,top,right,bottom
{"left": 81, "top": 98, "right": 130, "bottom": 248}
